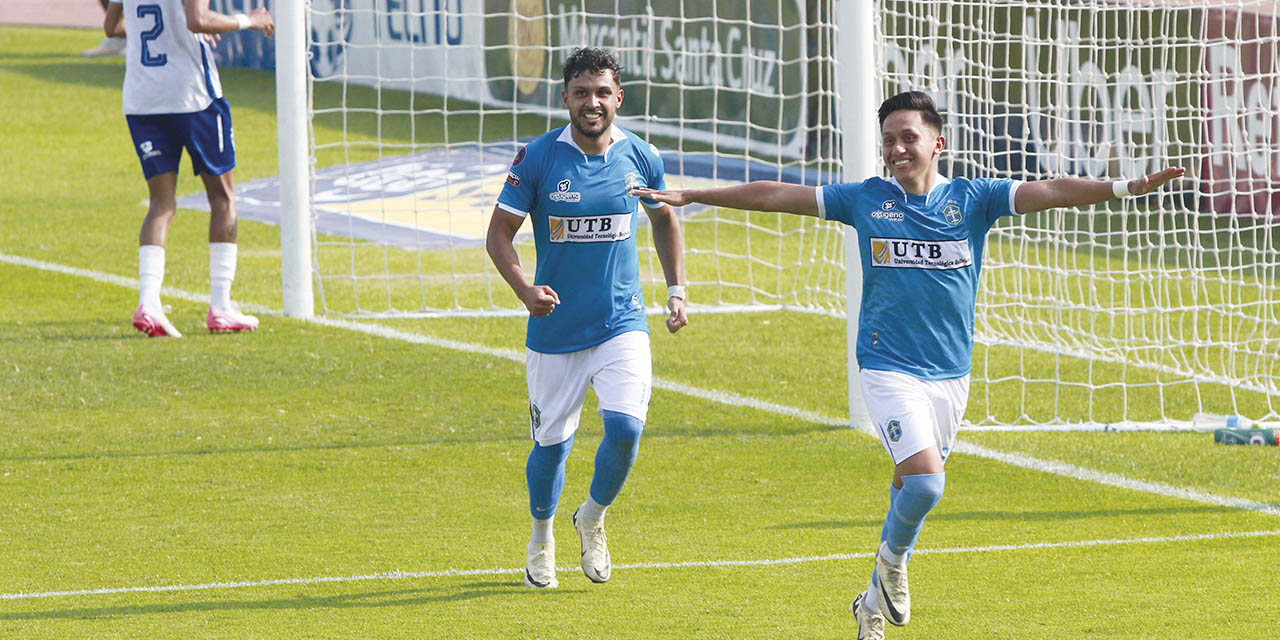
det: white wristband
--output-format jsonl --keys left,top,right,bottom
{"left": 667, "top": 285, "right": 686, "bottom": 301}
{"left": 234, "top": 13, "right": 252, "bottom": 31}
{"left": 1112, "top": 180, "right": 1132, "bottom": 198}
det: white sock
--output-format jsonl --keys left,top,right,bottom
{"left": 138, "top": 245, "right": 165, "bottom": 310}
{"left": 863, "top": 580, "right": 880, "bottom": 612}
{"left": 209, "top": 242, "right": 238, "bottom": 310}
{"left": 530, "top": 516, "right": 554, "bottom": 545}
{"left": 879, "top": 541, "right": 907, "bottom": 566}
{"left": 578, "top": 496, "right": 607, "bottom": 524}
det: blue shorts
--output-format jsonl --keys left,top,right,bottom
{"left": 126, "top": 98, "right": 235, "bottom": 179}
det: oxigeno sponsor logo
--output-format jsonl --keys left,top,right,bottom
{"left": 548, "top": 214, "right": 632, "bottom": 243}
{"left": 870, "top": 237, "right": 972, "bottom": 270}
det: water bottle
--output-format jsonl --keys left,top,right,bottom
{"left": 1213, "top": 428, "right": 1279, "bottom": 446}
{"left": 1192, "top": 413, "right": 1255, "bottom": 430}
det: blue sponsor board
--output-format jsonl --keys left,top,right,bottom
{"left": 177, "top": 144, "right": 833, "bottom": 250}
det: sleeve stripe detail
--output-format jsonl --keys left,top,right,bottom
{"left": 496, "top": 202, "right": 529, "bottom": 218}
{"left": 815, "top": 186, "right": 828, "bottom": 220}
{"left": 1007, "top": 181, "right": 1023, "bottom": 215}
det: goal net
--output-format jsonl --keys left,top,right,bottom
{"left": 294, "top": 0, "right": 1279, "bottom": 429}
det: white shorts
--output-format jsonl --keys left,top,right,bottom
{"left": 526, "top": 330, "right": 652, "bottom": 446}
{"left": 859, "top": 369, "right": 969, "bottom": 465}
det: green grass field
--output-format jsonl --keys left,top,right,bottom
{"left": 2, "top": 27, "right": 1279, "bottom": 639}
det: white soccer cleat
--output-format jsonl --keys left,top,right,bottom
{"left": 206, "top": 307, "right": 259, "bottom": 332}
{"left": 524, "top": 541, "right": 558, "bottom": 588}
{"left": 572, "top": 505, "right": 611, "bottom": 583}
{"left": 851, "top": 591, "right": 886, "bottom": 640}
{"left": 875, "top": 542, "right": 911, "bottom": 626}
{"left": 82, "top": 36, "right": 126, "bottom": 58}
{"left": 132, "top": 304, "right": 182, "bottom": 338}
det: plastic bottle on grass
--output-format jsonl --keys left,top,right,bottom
{"left": 1192, "top": 413, "right": 1254, "bottom": 430}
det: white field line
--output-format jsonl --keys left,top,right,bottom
{"left": 3, "top": 528, "right": 1277, "bottom": 601}
{"left": 5, "top": 252, "right": 1280, "bottom": 597}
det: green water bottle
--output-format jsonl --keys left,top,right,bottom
{"left": 1213, "top": 428, "right": 1279, "bottom": 446}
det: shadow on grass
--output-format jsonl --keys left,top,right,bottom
{"left": 0, "top": 580, "right": 588, "bottom": 621}
{"left": 774, "top": 503, "right": 1246, "bottom": 530}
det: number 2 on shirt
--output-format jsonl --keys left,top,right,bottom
{"left": 137, "top": 4, "right": 168, "bottom": 67}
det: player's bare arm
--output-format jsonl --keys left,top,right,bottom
{"left": 1014, "top": 167, "right": 1184, "bottom": 214}
{"left": 646, "top": 204, "right": 688, "bottom": 333}
{"left": 183, "top": 0, "right": 274, "bottom": 37}
{"left": 485, "top": 206, "right": 559, "bottom": 317}
{"left": 632, "top": 181, "right": 820, "bottom": 217}
{"left": 103, "top": 3, "right": 124, "bottom": 37}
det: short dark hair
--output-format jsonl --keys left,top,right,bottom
{"left": 563, "top": 47, "right": 623, "bottom": 87}
{"left": 877, "top": 91, "right": 944, "bottom": 133}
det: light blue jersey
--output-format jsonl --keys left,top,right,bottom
{"left": 497, "top": 125, "right": 667, "bottom": 353}
{"left": 819, "top": 175, "right": 1020, "bottom": 379}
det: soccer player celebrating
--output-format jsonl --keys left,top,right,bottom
{"left": 487, "top": 47, "right": 687, "bottom": 589}
{"left": 632, "top": 91, "right": 1182, "bottom": 638}
{"left": 104, "top": 0, "right": 273, "bottom": 337}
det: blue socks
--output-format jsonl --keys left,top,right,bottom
{"left": 525, "top": 410, "right": 645, "bottom": 521}
{"left": 883, "top": 472, "right": 946, "bottom": 558}
{"left": 526, "top": 434, "right": 574, "bottom": 519}
{"left": 589, "top": 410, "right": 645, "bottom": 506}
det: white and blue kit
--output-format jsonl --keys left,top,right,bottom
{"left": 498, "top": 125, "right": 668, "bottom": 519}
{"left": 818, "top": 174, "right": 1019, "bottom": 461}
{"left": 114, "top": 0, "right": 235, "bottom": 178}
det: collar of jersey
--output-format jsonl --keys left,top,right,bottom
{"left": 557, "top": 125, "right": 627, "bottom": 161}
{"left": 889, "top": 173, "right": 950, "bottom": 206}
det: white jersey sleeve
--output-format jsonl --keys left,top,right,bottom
{"left": 118, "top": 0, "right": 223, "bottom": 115}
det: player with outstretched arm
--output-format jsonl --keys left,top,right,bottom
{"left": 632, "top": 91, "right": 1182, "bottom": 638}
{"left": 105, "top": 0, "right": 272, "bottom": 337}
{"left": 486, "top": 47, "right": 687, "bottom": 589}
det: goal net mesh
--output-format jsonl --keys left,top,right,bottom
{"left": 304, "top": 0, "right": 1279, "bottom": 428}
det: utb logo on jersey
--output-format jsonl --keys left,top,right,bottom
{"left": 548, "top": 213, "right": 632, "bottom": 243}
{"left": 870, "top": 237, "right": 973, "bottom": 270}
{"left": 943, "top": 203, "right": 963, "bottom": 225}
{"left": 550, "top": 179, "right": 581, "bottom": 202}
{"left": 886, "top": 419, "right": 902, "bottom": 442}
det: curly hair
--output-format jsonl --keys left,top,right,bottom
{"left": 562, "top": 47, "right": 623, "bottom": 87}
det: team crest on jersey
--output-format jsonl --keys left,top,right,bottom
{"left": 512, "top": 146, "right": 527, "bottom": 167}
{"left": 943, "top": 202, "right": 963, "bottom": 225}
{"left": 886, "top": 419, "right": 902, "bottom": 442}
{"left": 550, "top": 179, "right": 581, "bottom": 202}
{"left": 624, "top": 171, "right": 643, "bottom": 196}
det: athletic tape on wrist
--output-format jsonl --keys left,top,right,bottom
{"left": 234, "top": 13, "right": 252, "bottom": 30}
{"left": 667, "top": 285, "right": 686, "bottom": 301}
{"left": 1112, "top": 180, "right": 1132, "bottom": 198}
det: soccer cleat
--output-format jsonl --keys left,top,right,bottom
{"left": 82, "top": 36, "right": 126, "bottom": 58}
{"left": 875, "top": 542, "right": 911, "bottom": 626}
{"left": 524, "top": 541, "right": 558, "bottom": 588}
{"left": 851, "top": 592, "right": 886, "bottom": 640}
{"left": 132, "top": 305, "right": 182, "bottom": 338}
{"left": 572, "top": 506, "right": 611, "bottom": 583}
{"left": 206, "top": 307, "right": 259, "bottom": 332}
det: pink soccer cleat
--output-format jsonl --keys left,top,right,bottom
{"left": 132, "top": 305, "right": 183, "bottom": 338}
{"left": 206, "top": 307, "right": 259, "bottom": 333}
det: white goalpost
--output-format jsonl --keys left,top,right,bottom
{"left": 276, "top": 0, "right": 1280, "bottom": 431}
